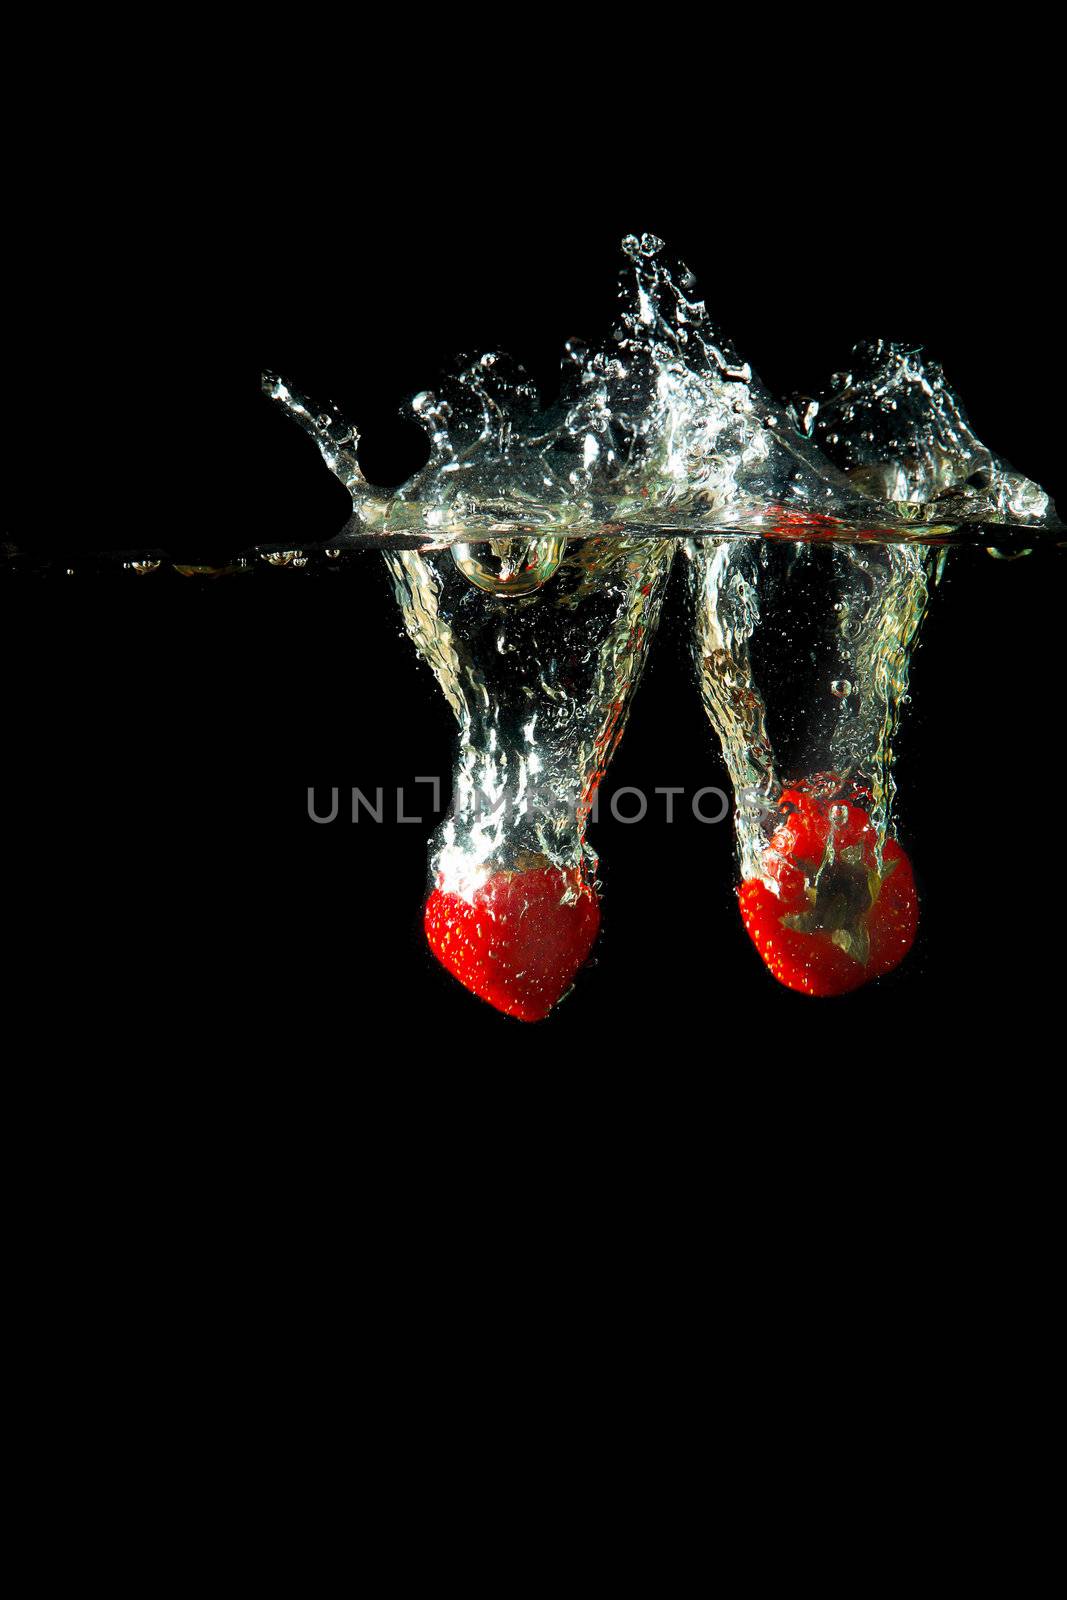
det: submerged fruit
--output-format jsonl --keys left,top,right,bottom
{"left": 424, "top": 864, "right": 600, "bottom": 1021}
{"left": 739, "top": 788, "right": 918, "bottom": 996}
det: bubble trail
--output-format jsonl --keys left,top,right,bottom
{"left": 386, "top": 535, "right": 674, "bottom": 1020}
{"left": 688, "top": 337, "right": 1041, "bottom": 996}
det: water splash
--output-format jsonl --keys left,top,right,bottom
{"left": 254, "top": 232, "right": 1061, "bottom": 1007}
{"left": 803, "top": 339, "right": 1052, "bottom": 524}
{"left": 262, "top": 233, "right": 1060, "bottom": 550}
{"left": 4, "top": 233, "right": 1053, "bottom": 1014}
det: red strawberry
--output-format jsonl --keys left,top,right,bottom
{"left": 739, "top": 787, "right": 918, "bottom": 996}
{"left": 424, "top": 863, "right": 600, "bottom": 1021}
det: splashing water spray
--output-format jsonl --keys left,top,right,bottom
{"left": 259, "top": 234, "right": 1060, "bottom": 1017}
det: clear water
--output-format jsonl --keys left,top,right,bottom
{"left": 384, "top": 536, "right": 674, "bottom": 898}
{"left": 689, "top": 537, "right": 931, "bottom": 881}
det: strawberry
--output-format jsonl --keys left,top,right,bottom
{"left": 739, "top": 787, "right": 918, "bottom": 996}
{"left": 424, "top": 863, "right": 600, "bottom": 1021}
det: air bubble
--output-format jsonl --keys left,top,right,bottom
{"left": 452, "top": 537, "right": 567, "bottom": 596}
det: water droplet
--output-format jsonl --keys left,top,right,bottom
{"left": 797, "top": 399, "right": 819, "bottom": 436}
{"left": 831, "top": 679, "right": 852, "bottom": 697}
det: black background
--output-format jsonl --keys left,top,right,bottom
{"left": 5, "top": 74, "right": 1063, "bottom": 1100}
{"left": 2, "top": 31, "right": 1063, "bottom": 1508}
{"left": 2, "top": 40, "right": 1064, "bottom": 1444}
